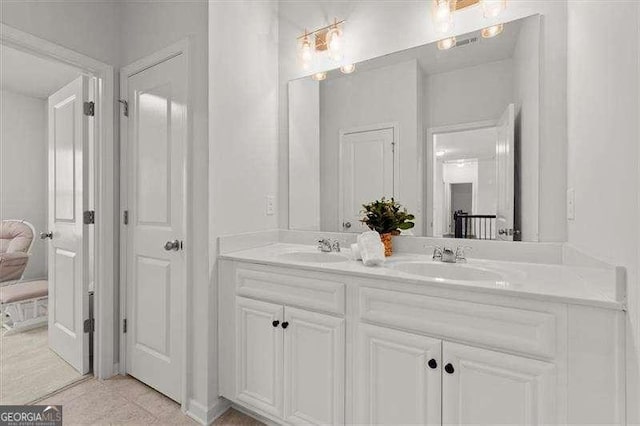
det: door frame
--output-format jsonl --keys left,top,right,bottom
{"left": 425, "top": 119, "right": 497, "bottom": 237}
{"left": 0, "top": 23, "right": 116, "bottom": 379}
{"left": 118, "top": 39, "right": 191, "bottom": 407}
{"left": 337, "top": 122, "right": 399, "bottom": 231}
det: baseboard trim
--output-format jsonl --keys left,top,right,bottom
{"left": 231, "top": 402, "right": 281, "bottom": 426}
{"left": 186, "top": 397, "right": 231, "bottom": 425}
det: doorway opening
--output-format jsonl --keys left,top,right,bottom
{"left": 0, "top": 23, "right": 116, "bottom": 403}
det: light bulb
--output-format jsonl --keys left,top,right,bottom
{"left": 340, "top": 63, "right": 356, "bottom": 74}
{"left": 311, "top": 72, "right": 327, "bottom": 81}
{"left": 436, "top": 150, "right": 446, "bottom": 157}
{"left": 301, "top": 38, "right": 312, "bottom": 61}
{"left": 481, "top": 23, "right": 504, "bottom": 38}
{"left": 432, "top": 0, "right": 455, "bottom": 34}
{"left": 299, "top": 35, "right": 313, "bottom": 70}
{"left": 326, "top": 26, "right": 343, "bottom": 61}
{"left": 481, "top": 0, "right": 507, "bottom": 19}
{"left": 437, "top": 36, "right": 457, "bottom": 50}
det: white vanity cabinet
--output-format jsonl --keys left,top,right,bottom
{"left": 220, "top": 263, "right": 346, "bottom": 425}
{"left": 219, "top": 259, "right": 625, "bottom": 426}
{"left": 356, "top": 323, "right": 556, "bottom": 426}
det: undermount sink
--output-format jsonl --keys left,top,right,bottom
{"left": 278, "top": 251, "right": 349, "bottom": 264}
{"left": 388, "top": 261, "right": 503, "bottom": 282}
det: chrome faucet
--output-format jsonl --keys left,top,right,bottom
{"left": 318, "top": 238, "right": 341, "bottom": 253}
{"left": 430, "top": 245, "right": 471, "bottom": 263}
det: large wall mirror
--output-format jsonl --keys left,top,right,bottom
{"left": 289, "top": 15, "right": 541, "bottom": 242}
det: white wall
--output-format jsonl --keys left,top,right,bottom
{"left": 118, "top": 0, "right": 210, "bottom": 414}
{"left": 0, "top": 90, "right": 47, "bottom": 280}
{"left": 0, "top": 0, "right": 120, "bottom": 66}
{"left": 319, "top": 60, "right": 421, "bottom": 233}
{"left": 566, "top": 2, "right": 639, "bottom": 423}
{"left": 278, "top": 1, "right": 567, "bottom": 243}
{"left": 209, "top": 0, "right": 279, "bottom": 417}
{"left": 425, "top": 59, "right": 514, "bottom": 128}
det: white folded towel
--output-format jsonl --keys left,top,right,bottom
{"left": 350, "top": 243, "right": 362, "bottom": 260}
{"left": 357, "top": 231, "right": 385, "bottom": 267}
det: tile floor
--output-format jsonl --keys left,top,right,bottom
{"left": 0, "top": 325, "right": 83, "bottom": 404}
{"left": 34, "top": 375, "right": 262, "bottom": 425}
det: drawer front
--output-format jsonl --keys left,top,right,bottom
{"left": 359, "top": 287, "right": 556, "bottom": 359}
{"left": 235, "top": 264, "right": 345, "bottom": 315}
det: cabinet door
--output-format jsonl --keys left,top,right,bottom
{"left": 236, "top": 297, "right": 284, "bottom": 418}
{"left": 284, "top": 307, "right": 345, "bottom": 425}
{"left": 357, "top": 323, "right": 442, "bottom": 425}
{"left": 442, "top": 342, "right": 556, "bottom": 425}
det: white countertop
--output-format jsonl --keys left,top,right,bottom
{"left": 219, "top": 243, "right": 625, "bottom": 310}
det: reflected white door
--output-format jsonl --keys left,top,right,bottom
{"left": 442, "top": 341, "right": 556, "bottom": 425}
{"left": 356, "top": 323, "right": 442, "bottom": 425}
{"left": 124, "top": 52, "right": 186, "bottom": 402}
{"left": 496, "top": 104, "right": 515, "bottom": 241}
{"left": 47, "top": 76, "right": 90, "bottom": 374}
{"left": 339, "top": 127, "right": 395, "bottom": 233}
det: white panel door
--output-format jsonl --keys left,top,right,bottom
{"left": 357, "top": 323, "right": 442, "bottom": 425}
{"left": 236, "top": 297, "right": 284, "bottom": 418}
{"left": 125, "top": 52, "right": 186, "bottom": 402}
{"left": 47, "top": 76, "right": 90, "bottom": 375}
{"left": 284, "top": 307, "right": 345, "bottom": 425}
{"left": 496, "top": 104, "right": 515, "bottom": 240}
{"left": 340, "top": 127, "right": 394, "bottom": 233}
{"left": 442, "top": 341, "right": 556, "bottom": 425}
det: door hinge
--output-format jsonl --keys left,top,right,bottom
{"left": 83, "top": 101, "right": 95, "bottom": 117}
{"left": 123, "top": 210, "right": 129, "bottom": 225}
{"left": 123, "top": 319, "right": 127, "bottom": 333}
{"left": 83, "top": 318, "right": 95, "bottom": 333}
{"left": 118, "top": 99, "right": 129, "bottom": 117}
{"left": 83, "top": 210, "right": 95, "bottom": 225}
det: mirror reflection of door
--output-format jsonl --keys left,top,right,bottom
{"left": 339, "top": 126, "right": 395, "bottom": 233}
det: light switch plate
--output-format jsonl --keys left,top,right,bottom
{"left": 567, "top": 188, "right": 575, "bottom": 221}
{"left": 266, "top": 196, "right": 275, "bottom": 216}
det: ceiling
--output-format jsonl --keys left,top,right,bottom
{"left": 435, "top": 126, "right": 497, "bottom": 161}
{"left": 1, "top": 44, "right": 82, "bottom": 99}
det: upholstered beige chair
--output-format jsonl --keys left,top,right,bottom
{"left": 0, "top": 220, "right": 35, "bottom": 283}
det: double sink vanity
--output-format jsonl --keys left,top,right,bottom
{"left": 218, "top": 232, "right": 626, "bottom": 425}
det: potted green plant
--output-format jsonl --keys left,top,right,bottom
{"left": 360, "top": 197, "right": 415, "bottom": 256}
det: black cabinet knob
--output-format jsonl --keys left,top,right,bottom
{"left": 281, "top": 321, "right": 289, "bottom": 329}
{"left": 272, "top": 320, "right": 280, "bottom": 327}
{"left": 428, "top": 359, "right": 438, "bottom": 369}
{"left": 444, "top": 363, "right": 455, "bottom": 374}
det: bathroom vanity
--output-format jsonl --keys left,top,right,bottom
{"left": 218, "top": 239, "right": 625, "bottom": 425}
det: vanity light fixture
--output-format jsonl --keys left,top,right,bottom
{"left": 431, "top": 0, "right": 507, "bottom": 40}
{"left": 481, "top": 23, "right": 504, "bottom": 38}
{"left": 432, "top": 0, "right": 456, "bottom": 34}
{"left": 311, "top": 71, "right": 327, "bottom": 81}
{"left": 297, "top": 19, "right": 346, "bottom": 68}
{"left": 299, "top": 32, "right": 313, "bottom": 70}
{"left": 340, "top": 63, "right": 356, "bottom": 74}
{"left": 438, "top": 36, "right": 457, "bottom": 50}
